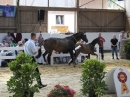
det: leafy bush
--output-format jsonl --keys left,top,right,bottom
{"left": 7, "top": 52, "right": 40, "bottom": 97}
{"left": 80, "top": 59, "right": 108, "bottom": 97}
{"left": 124, "top": 41, "right": 130, "bottom": 59}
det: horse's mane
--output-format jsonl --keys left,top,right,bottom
{"left": 72, "top": 32, "right": 84, "bottom": 36}
{"left": 65, "top": 32, "right": 84, "bottom": 38}
{"left": 90, "top": 37, "right": 99, "bottom": 45}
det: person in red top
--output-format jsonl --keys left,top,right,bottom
{"left": 98, "top": 33, "right": 105, "bottom": 60}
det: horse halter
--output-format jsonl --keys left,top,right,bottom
{"left": 72, "top": 36, "right": 77, "bottom": 43}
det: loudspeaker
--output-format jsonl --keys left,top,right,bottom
{"left": 38, "top": 9, "right": 45, "bottom": 21}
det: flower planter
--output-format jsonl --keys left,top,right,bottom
{"left": 48, "top": 84, "right": 75, "bottom": 97}
{"left": 55, "top": 94, "right": 74, "bottom": 97}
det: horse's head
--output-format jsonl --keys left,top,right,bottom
{"left": 81, "top": 32, "right": 88, "bottom": 43}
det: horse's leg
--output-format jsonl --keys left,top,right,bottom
{"left": 68, "top": 50, "right": 75, "bottom": 67}
{"left": 43, "top": 51, "right": 48, "bottom": 64}
{"left": 91, "top": 53, "right": 98, "bottom": 59}
{"left": 73, "top": 48, "right": 81, "bottom": 65}
{"left": 86, "top": 54, "right": 90, "bottom": 59}
{"left": 68, "top": 50, "right": 76, "bottom": 65}
{"left": 47, "top": 52, "right": 52, "bottom": 65}
{"left": 68, "top": 59, "right": 73, "bottom": 65}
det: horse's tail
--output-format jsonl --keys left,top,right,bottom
{"left": 35, "top": 40, "right": 45, "bottom": 58}
{"left": 35, "top": 47, "right": 42, "bottom": 58}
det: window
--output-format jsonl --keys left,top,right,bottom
{"left": 56, "top": 15, "right": 64, "bottom": 25}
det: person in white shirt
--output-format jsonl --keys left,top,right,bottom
{"left": 118, "top": 30, "right": 126, "bottom": 50}
{"left": 24, "top": 33, "right": 47, "bottom": 89}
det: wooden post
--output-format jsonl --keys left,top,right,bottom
{"left": 74, "top": 11, "right": 77, "bottom": 33}
{"left": 102, "top": 0, "right": 103, "bottom": 9}
{"left": 77, "top": 0, "right": 79, "bottom": 32}
{"left": 16, "top": 0, "right": 20, "bottom": 33}
{"left": 48, "top": 0, "right": 49, "bottom": 7}
{"left": 46, "top": 11, "right": 48, "bottom": 32}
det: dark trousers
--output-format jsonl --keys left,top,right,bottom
{"left": 32, "top": 56, "right": 42, "bottom": 85}
{"left": 99, "top": 47, "right": 104, "bottom": 60}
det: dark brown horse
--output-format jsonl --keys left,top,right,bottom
{"left": 68, "top": 37, "right": 101, "bottom": 65}
{"left": 36, "top": 32, "right": 88, "bottom": 66}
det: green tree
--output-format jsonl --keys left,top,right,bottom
{"left": 80, "top": 59, "right": 108, "bottom": 97}
{"left": 7, "top": 52, "right": 40, "bottom": 97}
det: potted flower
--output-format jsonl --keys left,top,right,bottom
{"left": 48, "top": 84, "right": 75, "bottom": 97}
{"left": 7, "top": 52, "right": 40, "bottom": 97}
{"left": 80, "top": 59, "right": 108, "bottom": 97}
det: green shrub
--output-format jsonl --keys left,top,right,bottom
{"left": 80, "top": 59, "right": 108, "bottom": 97}
{"left": 124, "top": 41, "right": 130, "bottom": 59}
{"left": 7, "top": 52, "right": 40, "bottom": 97}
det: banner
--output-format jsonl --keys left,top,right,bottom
{"left": 0, "top": 5, "right": 16, "bottom": 17}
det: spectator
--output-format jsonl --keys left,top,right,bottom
{"left": 126, "top": 31, "right": 130, "bottom": 38}
{"left": 3, "top": 32, "right": 13, "bottom": 43}
{"left": 118, "top": 30, "right": 126, "bottom": 50}
{"left": 37, "top": 34, "right": 44, "bottom": 45}
{"left": 22, "top": 38, "right": 28, "bottom": 45}
{"left": 16, "top": 41, "right": 24, "bottom": 55}
{"left": 98, "top": 33, "right": 105, "bottom": 60}
{"left": 8, "top": 39, "right": 17, "bottom": 47}
{"left": 110, "top": 34, "right": 119, "bottom": 60}
{"left": 2, "top": 40, "right": 8, "bottom": 47}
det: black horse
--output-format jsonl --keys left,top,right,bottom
{"left": 69, "top": 37, "right": 101, "bottom": 65}
{"left": 36, "top": 32, "right": 88, "bottom": 66}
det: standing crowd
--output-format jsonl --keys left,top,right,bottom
{"left": 98, "top": 30, "right": 130, "bottom": 60}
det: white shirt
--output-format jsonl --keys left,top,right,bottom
{"left": 24, "top": 39, "right": 37, "bottom": 56}
{"left": 119, "top": 34, "right": 126, "bottom": 42}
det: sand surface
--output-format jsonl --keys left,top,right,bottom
{"left": 0, "top": 53, "right": 130, "bottom": 97}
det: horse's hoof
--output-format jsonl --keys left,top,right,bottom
{"left": 68, "top": 62, "right": 71, "bottom": 65}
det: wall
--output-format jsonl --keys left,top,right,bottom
{"left": 0, "top": 32, "right": 121, "bottom": 50}
{"left": 78, "top": 10, "right": 125, "bottom": 32}
{"left": 125, "top": 0, "right": 130, "bottom": 31}
{"left": 48, "top": 11, "right": 75, "bottom": 33}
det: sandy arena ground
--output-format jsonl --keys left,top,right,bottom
{"left": 0, "top": 53, "right": 130, "bottom": 97}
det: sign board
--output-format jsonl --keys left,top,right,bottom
{"left": 51, "top": 26, "right": 68, "bottom": 33}
{"left": 0, "top": 5, "right": 16, "bottom": 17}
{"left": 114, "top": 68, "right": 130, "bottom": 97}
